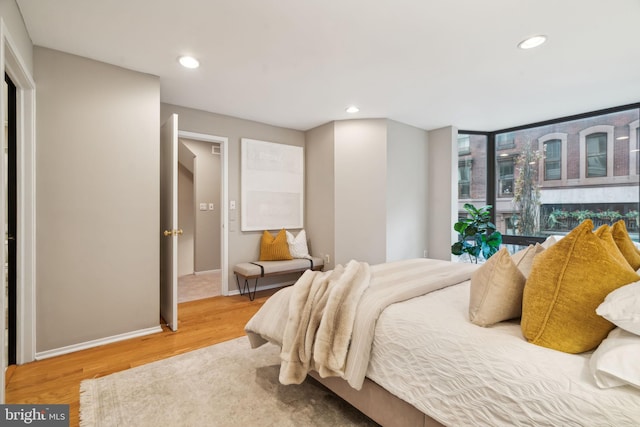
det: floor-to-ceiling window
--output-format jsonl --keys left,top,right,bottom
{"left": 458, "top": 103, "right": 640, "bottom": 253}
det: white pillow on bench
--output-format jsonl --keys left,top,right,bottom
{"left": 286, "top": 229, "right": 311, "bottom": 259}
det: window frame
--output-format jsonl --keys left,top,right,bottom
{"left": 497, "top": 156, "right": 515, "bottom": 197}
{"left": 458, "top": 159, "right": 472, "bottom": 198}
{"left": 457, "top": 135, "right": 471, "bottom": 155}
{"left": 460, "top": 102, "right": 640, "bottom": 248}
{"left": 629, "top": 120, "right": 639, "bottom": 175}
{"left": 543, "top": 139, "right": 562, "bottom": 181}
{"left": 585, "top": 132, "right": 608, "bottom": 177}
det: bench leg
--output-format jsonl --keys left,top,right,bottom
{"left": 235, "top": 274, "right": 244, "bottom": 296}
{"left": 249, "top": 278, "right": 259, "bottom": 301}
{"left": 235, "top": 274, "right": 259, "bottom": 301}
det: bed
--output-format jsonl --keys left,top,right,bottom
{"left": 245, "top": 220, "right": 640, "bottom": 426}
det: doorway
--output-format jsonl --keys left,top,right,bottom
{"left": 4, "top": 73, "right": 16, "bottom": 366}
{"left": 177, "top": 137, "right": 223, "bottom": 302}
{"left": 178, "top": 131, "right": 229, "bottom": 300}
{"left": 160, "top": 118, "right": 229, "bottom": 332}
{"left": 1, "top": 25, "right": 37, "bottom": 404}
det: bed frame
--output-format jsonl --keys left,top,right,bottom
{"left": 309, "top": 372, "right": 444, "bottom": 427}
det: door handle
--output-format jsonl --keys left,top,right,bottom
{"left": 163, "top": 229, "right": 184, "bottom": 237}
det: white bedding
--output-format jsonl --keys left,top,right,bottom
{"left": 246, "top": 258, "right": 478, "bottom": 389}
{"left": 366, "top": 281, "right": 640, "bottom": 426}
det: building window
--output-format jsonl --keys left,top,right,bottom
{"left": 636, "top": 126, "right": 640, "bottom": 175}
{"left": 456, "top": 132, "right": 487, "bottom": 209}
{"left": 461, "top": 105, "right": 638, "bottom": 248}
{"left": 458, "top": 135, "right": 470, "bottom": 155}
{"left": 544, "top": 139, "right": 561, "bottom": 180}
{"left": 586, "top": 132, "right": 607, "bottom": 177}
{"left": 498, "top": 158, "right": 514, "bottom": 196}
{"left": 458, "top": 160, "right": 471, "bottom": 198}
{"left": 496, "top": 132, "right": 515, "bottom": 150}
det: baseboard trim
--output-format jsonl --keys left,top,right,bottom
{"left": 34, "top": 325, "right": 163, "bottom": 360}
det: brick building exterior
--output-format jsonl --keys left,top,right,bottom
{"left": 458, "top": 109, "right": 640, "bottom": 236}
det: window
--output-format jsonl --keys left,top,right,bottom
{"left": 498, "top": 158, "right": 514, "bottom": 196}
{"left": 458, "top": 160, "right": 471, "bottom": 198}
{"left": 636, "top": 127, "right": 639, "bottom": 174}
{"left": 586, "top": 132, "right": 607, "bottom": 177}
{"left": 458, "top": 135, "right": 470, "bottom": 155}
{"left": 456, "top": 132, "right": 487, "bottom": 214}
{"left": 496, "top": 132, "right": 514, "bottom": 150}
{"left": 544, "top": 139, "right": 561, "bottom": 180}
{"left": 483, "top": 105, "right": 640, "bottom": 247}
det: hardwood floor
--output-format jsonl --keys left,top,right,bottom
{"left": 4, "top": 288, "right": 279, "bottom": 427}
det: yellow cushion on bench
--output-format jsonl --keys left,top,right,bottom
{"left": 260, "top": 229, "right": 293, "bottom": 261}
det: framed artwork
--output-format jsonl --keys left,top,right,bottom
{"left": 240, "top": 138, "right": 304, "bottom": 231}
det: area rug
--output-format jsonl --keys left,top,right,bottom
{"left": 79, "top": 337, "right": 377, "bottom": 426}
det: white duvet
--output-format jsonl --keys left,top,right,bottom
{"left": 366, "top": 281, "right": 640, "bottom": 427}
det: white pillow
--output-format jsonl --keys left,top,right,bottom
{"left": 590, "top": 327, "right": 640, "bottom": 389}
{"left": 596, "top": 281, "right": 640, "bottom": 335}
{"left": 541, "top": 234, "right": 565, "bottom": 249}
{"left": 286, "top": 229, "right": 311, "bottom": 259}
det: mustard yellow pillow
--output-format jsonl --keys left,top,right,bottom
{"left": 521, "top": 220, "right": 640, "bottom": 353}
{"left": 469, "top": 247, "right": 526, "bottom": 327}
{"left": 259, "top": 229, "right": 292, "bottom": 261}
{"left": 594, "top": 224, "right": 635, "bottom": 272}
{"left": 611, "top": 220, "right": 640, "bottom": 270}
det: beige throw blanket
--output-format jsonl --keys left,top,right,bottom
{"left": 279, "top": 260, "right": 371, "bottom": 384}
{"left": 245, "top": 258, "right": 479, "bottom": 389}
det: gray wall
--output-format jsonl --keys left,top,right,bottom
{"left": 34, "top": 47, "right": 160, "bottom": 352}
{"left": 306, "top": 119, "right": 430, "bottom": 267}
{"left": 180, "top": 138, "right": 221, "bottom": 272}
{"left": 178, "top": 162, "right": 195, "bottom": 276}
{"left": 305, "top": 122, "right": 336, "bottom": 268}
{"left": 160, "top": 103, "right": 305, "bottom": 291}
{"left": 386, "top": 120, "right": 429, "bottom": 261}
{"left": 0, "top": 0, "right": 33, "bottom": 75}
{"left": 334, "top": 119, "right": 388, "bottom": 265}
{"left": 427, "top": 126, "right": 458, "bottom": 260}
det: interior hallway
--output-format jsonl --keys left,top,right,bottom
{"left": 178, "top": 270, "right": 221, "bottom": 302}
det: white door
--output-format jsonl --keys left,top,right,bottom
{"left": 160, "top": 114, "right": 179, "bottom": 331}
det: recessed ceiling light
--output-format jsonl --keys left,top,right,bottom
{"left": 346, "top": 105, "right": 359, "bottom": 114}
{"left": 517, "top": 35, "right": 547, "bottom": 50}
{"left": 178, "top": 56, "right": 200, "bottom": 69}
{"left": 616, "top": 136, "right": 630, "bottom": 140}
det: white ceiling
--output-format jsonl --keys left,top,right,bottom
{"left": 16, "top": 0, "right": 640, "bottom": 132}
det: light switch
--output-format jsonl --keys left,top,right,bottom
{"left": 208, "top": 203, "right": 214, "bottom": 210}
{"left": 199, "top": 203, "right": 207, "bottom": 211}
{"left": 230, "top": 200, "right": 236, "bottom": 210}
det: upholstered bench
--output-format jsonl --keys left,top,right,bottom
{"left": 233, "top": 256, "right": 324, "bottom": 300}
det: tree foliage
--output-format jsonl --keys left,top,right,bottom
{"left": 513, "top": 141, "right": 541, "bottom": 236}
